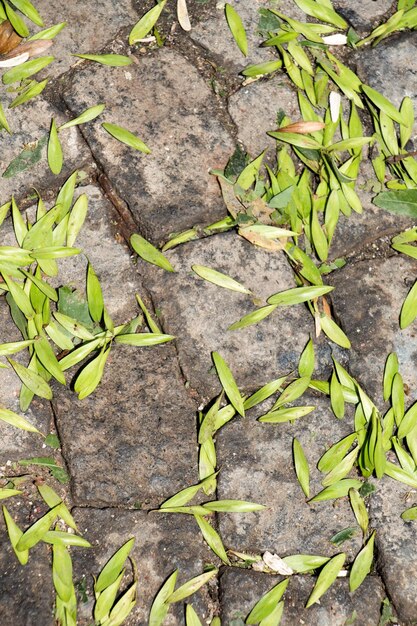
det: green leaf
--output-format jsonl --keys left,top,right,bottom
{"left": 383, "top": 352, "right": 399, "bottom": 401}
{"left": 95, "top": 538, "right": 135, "bottom": 593}
{"left": 43, "top": 530, "right": 91, "bottom": 547}
{"left": 400, "top": 280, "right": 417, "bottom": 329}
{"left": 272, "top": 376, "right": 311, "bottom": 409}
{"left": 330, "top": 370, "right": 345, "bottom": 419}
{"left": 2, "top": 506, "right": 29, "bottom": 564}
{"left": 225, "top": 3, "right": 248, "bottom": 56}
{"left": 21, "top": 269, "right": 58, "bottom": 301}
{"left": 114, "top": 332, "right": 174, "bottom": 346}
{"left": 241, "top": 60, "right": 282, "bottom": 77}
{"left": 74, "top": 346, "right": 110, "bottom": 399}
{"left": 10, "top": 0, "right": 43, "bottom": 26}
{"left": 349, "top": 531, "right": 375, "bottom": 592}
{"left": 305, "top": 552, "right": 346, "bottom": 607}
{"left": 36, "top": 483, "right": 76, "bottom": 528}
{"left": 95, "top": 570, "right": 125, "bottom": 622}
{"left": 374, "top": 189, "right": 417, "bottom": 218}
{"left": 244, "top": 376, "right": 287, "bottom": 410}
{"left": 166, "top": 569, "right": 218, "bottom": 603}
{"left": 0, "top": 407, "right": 41, "bottom": 433}
{"left": 47, "top": 118, "right": 63, "bottom": 175}
{"left": 102, "top": 122, "right": 151, "bottom": 153}
{"left": 268, "top": 131, "right": 322, "bottom": 150}
{"left": 330, "top": 527, "right": 358, "bottom": 546}
{"left": 3, "top": 134, "right": 48, "bottom": 178}
{"left": 34, "top": 336, "right": 65, "bottom": 384}
{"left": 28, "top": 21, "right": 66, "bottom": 40}
{"left": 129, "top": 0, "right": 167, "bottom": 45}
{"left": 384, "top": 461, "right": 417, "bottom": 488}
{"left": 0, "top": 488, "right": 22, "bottom": 501}
{"left": 17, "top": 505, "right": 60, "bottom": 551}
{"left": 8, "top": 358, "right": 52, "bottom": 399}
{"left": 322, "top": 447, "right": 359, "bottom": 487}
{"left": 349, "top": 488, "right": 369, "bottom": 535}
{"left": 130, "top": 233, "right": 174, "bottom": 271}
{"left": 246, "top": 579, "right": 289, "bottom": 624}
{"left": 202, "top": 500, "right": 265, "bottom": 513}
{"left": 362, "top": 84, "right": 403, "bottom": 124}
{"left": 326, "top": 137, "right": 372, "bottom": 153}
{"left": 293, "top": 0, "right": 347, "bottom": 28}
{"left": 194, "top": 515, "right": 230, "bottom": 564}
{"left": 3, "top": 56, "right": 54, "bottom": 85}
{"left": 5, "top": 0, "right": 29, "bottom": 36}
{"left": 149, "top": 570, "right": 178, "bottom": 626}
{"left": 401, "top": 506, "right": 417, "bottom": 521}
{"left": 259, "top": 405, "right": 315, "bottom": 423}
{"left": 293, "top": 438, "right": 309, "bottom": 497}
{"left": 2, "top": 274, "right": 35, "bottom": 318}
{"left": 9, "top": 79, "right": 48, "bottom": 109}
{"left": 281, "top": 554, "right": 329, "bottom": 573}
{"left": 319, "top": 314, "right": 351, "bottom": 349}
{"left": 192, "top": 265, "right": 251, "bottom": 294}
{"left": 59, "top": 104, "right": 105, "bottom": 131}
{"left": 212, "top": 351, "right": 244, "bottom": 416}
{"left": 66, "top": 193, "right": 88, "bottom": 247}
{"left": 86, "top": 262, "right": 104, "bottom": 323}
{"left": 73, "top": 53, "right": 132, "bottom": 66}
{"left": 267, "top": 285, "right": 333, "bottom": 306}
{"left": 309, "top": 479, "right": 363, "bottom": 502}
{"left": 228, "top": 305, "right": 277, "bottom": 331}
{"left": 161, "top": 475, "right": 218, "bottom": 509}
{"left": 236, "top": 151, "right": 266, "bottom": 190}
{"left": 0, "top": 339, "right": 35, "bottom": 356}
{"left": 298, "top": 338, "right": 315, "bottom": 378}
{"left": 398, "top": 401, "right": 417, "bottom": 439}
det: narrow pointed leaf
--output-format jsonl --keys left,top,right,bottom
{"left": 225, "top": 3, "right": 247, "bottom": 56}
{"left": 102, "top": 122, "right": 151, "bottom": 153}
{"left": 293, "top": 438, "right": 310, "bottom": 497}
{"left": 349, "top": 531, "right": 375, "bottom": 592}
{"left": 95, "top": 538, "right": 135, "bottom": 593}
{"left": 166, "top": 569, "right": 218, "bottom": 603}
{"left": 192, "top": 265, "right": 251, "bottom": 294}
{"left": 212, "top": 351, "right": 244, "bottom": 416}
{"left": 130, "top": 233, "right": 174, "bottom": 272}
{"left": 194, "top": 515, "right": 230, "bottom": 564}
{"left": 129, "top": 0, "right": 167, "bottom": 45}
{"left": 305, "top": 553, "right": 346, "bottom": 607}
{"left": 246, "top": 579, "right": 289, "bottom": 624}
{"left": 149, "top": 570, "right": 178, "bottom": 626}
{"left": 73, "top": 53, "right": 132, "bottom": 66}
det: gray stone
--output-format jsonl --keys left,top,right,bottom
{"left": 333, "top": 0, "right": 392, "bottom": 32}
{"left": 63, "top": 48, "right": 234, "bottom": 243}
{"left": 216, "top": 395, "right": 363, "bottom": 561}
{"left": 29, "top": 0, "right": 138, "bottom": 80}
{"left": 0, "top": 97, "right": 91, "bottom": 205}
{"left": 220, "top": 568, "right": 386, "bottom": 625}
{"left": 190, "top": 0, "right": 304, "bottom": 70}
{"left": 369, "top": 477, "right": 417, "bottom": 624}
{"left": 228, "top": 76, "right": 299, "bottom": 157}
{"left": 54, "top": 342, "right": 198, "bottom": 507}
{"left": 328, "top": 254, "right": 417, "bottom": 404}
{"left": 356, "top": 34, "right": 417, "bottom": 110}
{"left": 72, "top": 507, "right": 216, "bottom": 625}
{"left": 143, "top": 231, "right": 327, "bottom": 399}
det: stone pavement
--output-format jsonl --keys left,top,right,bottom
{"left": 0, "top": 1, "right": 417, "bottom": 625}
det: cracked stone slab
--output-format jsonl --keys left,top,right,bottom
{"left": 356, "top": 34, "right": 417, "bottom": 109}
{"left": 28, "top": 0, "right": 138, "bottom": 79}
{"left": 228, "top": 76, "right": 299, "bottom": 157}
{"left": 369, "top": 477, "right": 417, "bottom": 624}
{"left": 63, "top": 48, "right": 234, "bottom": 244}
{"left": 216, "top": 395, "right": 363, "bottom": 562}
{"left": 190, "top": 0, "right": 304, "bottom": 70}
{"left": 143, "top": 231, "right": 333, "bottom": 399}
{"left": 328, "top": 254, "right": 417, "bottom": 404}
{"left": 72, "top": 507, "right": 215, "bottom": 626}
{"left": 333, "top": 0, "right": 392, "bottom": 32}
{"left": 220, "top": 569, "right": 386, "bottom": 625}
{"left": 54, "top": 342, "right": 198, "bottom": 507}
{"left": 0, "top": 97, "right": 91, "bottom": 205}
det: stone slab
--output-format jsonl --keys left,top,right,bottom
{"left": 216, "top": 395, "right": 363, "bottom": 562}
{"left": 143, "top": 231, "right": 335, "bottom": 399}
{"left": 54, "top": 342, "right": 198, "bottom": 508}
{"left": 356, "top": 34, "right": 417, "bottom": 110}
{"left": 328, "top": 254, "right": 417, "bottom": 404}
{"left": 0, "top": 96, "right": 91, "bottom": 205}
{"left": 220, "top": 568, "right": 386, "bottom": 625}
{"left": 190, "top": 0, "right": 304, "bottom": 71}
{"left": 63, "top": 48, "right": 234, "bottom": 244}
{"left": 228, "top": 76, "right": 299, "bottom": 157}
{"left": 27, "top": 0, "right": 138, "bottom": 80}
{"left": 369, "top": 477, "right": 417, "bottom": 624}
{"left": 72, "top": 507, "right": 215, "bottom": 626}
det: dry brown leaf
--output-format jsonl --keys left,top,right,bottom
{"left": 239, "top": 228, "right": 285, "bottom": 251}
{"left": 218, "top": 177, "right": 246, "bottom": 218}
{"left": 0, "top": 21, "right": 22, "bottom": 55}
{"left": 277, "top": 120, "right": 326, "bottom": 134}
{"left": 247, "top": 196, "right": 274, "bottom": 224}
{"left": 0, "top": 39, "right": 53, "bottom": 61}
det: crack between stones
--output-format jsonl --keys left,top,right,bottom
{"left": 371, "top": 535, "right": 402, "bottom": 624}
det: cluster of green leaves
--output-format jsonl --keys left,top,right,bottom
{"left": 357, "top": 0, "right": 417, "bottom": 47}
{"left": 0, "top": 172, "right": 174, "bottom": 414}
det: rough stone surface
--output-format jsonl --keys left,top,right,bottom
{"left": 144, "top": 232, "right": 329, "bottom": 398}
{"left": 216, "top": 395, "right": 363, "bottom": 561}
{"left": 328, "top": 254, "right": 417, "bottom": 404}
{"left": 190, "top": 0, "right": 304, "bottom": 70}
{"left": 370, "top": 477, "right": 417, "bottom": 624}
{"left": 0, "top": 97, "right": 91, "bottom": 205}
{"left": 54, "top": 343, "right": 198, "bottom": 507}
{"left": 334, "top": 0, "right": 392, "bottom": 31}
{"left": 30, "top": 0, "right": 138, "bottom": 79}
{"left": 220, "top": 569, "right": 386, "bottom": 625}
{"left": 63, "top": 48, "right": 234, "bottom": 243}
{"left": 228, "top": 75, "right": 299, "bottom": 157}
{"left": 356, "top": 34, "right": 417, "bottom": 109}
{"left": 72, "top": 508, "right": 215, "bottom": 626}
